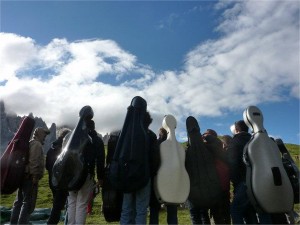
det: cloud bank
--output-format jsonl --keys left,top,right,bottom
{"left": 0, "top": 1, "right": 299, "bottom": 138}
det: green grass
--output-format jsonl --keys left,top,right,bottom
{"left": 1, "top": 143, "right": 299, "bottom": 224}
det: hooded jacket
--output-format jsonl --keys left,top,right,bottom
{"left": 26, "top": 127, "right": 50, "bottom": 180}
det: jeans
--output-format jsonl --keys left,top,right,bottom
{"left": 120, "top": 180, "right": 151, "bottom": 225}
{"left": 231, "top": 182, "right": 258, "bottom": 224}
{"left": 210, "top": 191, "right": 231, "bottom": 224}
{"left": 67, "top": 175, "right": 94, "bottom": 225}
{"left": 47, "top": 188, "right": 68, "bottom": 225}
{"left": 10, "top": 178, "right": 38, "bottom": 225}
{"left": 188, "top": 201, "right": 210, "bottom": 225}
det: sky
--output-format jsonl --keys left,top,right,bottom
{"left": 0, "top": 0, "right": 299, "bottom": 144}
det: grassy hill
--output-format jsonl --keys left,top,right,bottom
{"left": 1, "top": 143, "right": 299, "bottom": 224}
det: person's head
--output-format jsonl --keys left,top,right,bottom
{"left": 86, "top": 119, "right": 95, "bottom": 131}
{"left": 203, "top": 129, "right": 218, "bottom": 138}
{"left": 234, "top": 120, "right": 248, "bottom": 133}
{"left": 221, "top": 135, "right": 233, "bottom": 150}
{"left": 158, "top": 127, "right": 168, "bottom": 140}
{"left": 58, "top": 128, "right": 71, "bottom": 140}
{"left": 143, "top": 111, "right": 153, "bottom": 129}
{"left": 33, "top": 127, "right": 50, "bottom": 144}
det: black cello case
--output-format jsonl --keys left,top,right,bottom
{"left": 52, "top": 105, "right": 93, "bottom": 191}
{"left": 1, "top": 116, "right": 35, "bottom": 194}
{"left": 185, "top": 116, "right": 222, "bottom": 208}
{"left": 276, "top": 138, "right": 299, "bottom": 204}
{"left": 109, "top": 96, "right": 150, "bottom": 193}
{"left": 102, "top": 131, "right": 122, "bottom": 222}
{"left": 243, "top": 106, "right": 294, "bottom": 213}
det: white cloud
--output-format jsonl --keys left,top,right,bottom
{"left": 0, "top": 0, "right": 299, "bottom": 139}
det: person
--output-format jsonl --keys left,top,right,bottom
{"left": 227, "top": 120, "right": 258, "bottom": 224}
{"left": 149, "top": 127, "right": 178, "bottom": 225}
{"left": 227, "top": 120, "right": 272, "bottom": 224}
{"left": 46, "top": 128, "right": 71, "bottom": 225}
{"left": 221, "top": 135, "right": 233, "bottom": 152}
{"left": 120, "top": 111, "right": 159, "bottom": 225}
{"left": 86, "top": 180, "right": 99, "bottom": 215}
{"left": 66, "top": 119, "right": 105, "bottom": 225}
{"left": 202, "top": 129, "right": 231, "bottom": 225}
{"left": 10, "top": 127, "right": 50, "bottom": 225}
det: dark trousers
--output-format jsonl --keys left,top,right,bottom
{"left": 210, "top": 191, "right": 231, "bottom": 224}
{"left": 10, "top": 178, "right": 38, "bottom": 225}
{"left": 47, "top": 188, "right": 68, "bottom": 225}
{"left": 149, "top": 204, "right": 178, "bottom": 224}
{"left": 231, "top": 182, "right": 272, "bottom": 224}
{"left": 188, "top": 201, "right": 210, "bottom": 225}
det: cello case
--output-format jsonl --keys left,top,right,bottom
{"left": 243, "top": 106, "right": 294, "bottom": 213}
{"left": 185, "top": 116, "right": 222, "bottom": 208}
{"left": 52, "top": 105, "right": 93, "bottom": 191}
{"left": 102, "top": 132, "right": 122, "bottom": 222}
{"left": 154, "top": 115, "right": 190, "bottom": 204}
{"left": 0, "top": 116, "right": 35, "bottom": 194}
{"left": 276, "top": 138, "right": 299, "bottom": 204}
{"left": 109, "top": 96, "right": 150, "bottom": 193}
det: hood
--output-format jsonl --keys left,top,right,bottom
{"left": 33, "top": 127, "right": 50, "bottom": 144}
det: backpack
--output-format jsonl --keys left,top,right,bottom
{"left": 1, "top": 116, "right": 35, "bottom": 194}
{"left": 102, "top": 132, "right": 122, "bottom": 222}
{"left": 109, "top": 96, "right": 150, "bottom": 193}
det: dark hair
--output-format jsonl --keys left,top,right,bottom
{"left": 158, "top": 127, "right": 167, "bottom": 140}
{"left": 86, "top": 119, "right": 95, "bottom": 130}
{"left": 221, "top": 135, "right": 233, "bottom": 146}
{"left": 144, "top": 111, "right": 153, "bottom": 128}
{"left": 203, "top": 129, "right": 218, "bottom": 137}
{"left": 235, "top": 120, "right": 248, "bottom": 132}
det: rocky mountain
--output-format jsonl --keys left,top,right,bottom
{"left": 0, "top": 101, "right": 56, "bottom": 155}
{"left": 0, "top": 101, "right": 108, "bottom": 156}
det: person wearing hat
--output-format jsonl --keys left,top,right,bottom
{"left": 10, "top": 126, "right": 50, "bottom": 225}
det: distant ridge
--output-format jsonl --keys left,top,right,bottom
{"left": 0, "top": 100, "right": 107, "bottom": 155}
{"left": 0, "top": 100, "right": 56, "bottom": 154}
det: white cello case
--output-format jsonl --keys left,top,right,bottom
{"left": 154, "top": 115, "right": 190, "bottom": 204}
{"left": 243, "top": 106, "right": 293, "bottom": 213}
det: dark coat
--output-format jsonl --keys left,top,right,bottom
{"left": 83, "top": 130, "right": 105, "bottom": 181}
{"left": 227, "top": 132, "right": 251, "bottom": 187}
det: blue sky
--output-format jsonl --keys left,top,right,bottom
{"left": 0, "top": 1, "right": 299, "bottom": 144}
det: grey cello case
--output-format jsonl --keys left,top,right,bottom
{"left": 243, "top": 106, "right": 293, "bottom": 213}
{"left": 154, "top": 115, "right": 190, "bottom": 204}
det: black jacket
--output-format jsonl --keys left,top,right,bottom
{"left": 227, "top": 132, "right": 251, "bottom": 187}
{"left": 83, "top": 130, "right": 105, "bottom": 181}
{"left": 46, "top": 138, "right": 64, "bottom": 172}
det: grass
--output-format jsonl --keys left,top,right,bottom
{"left": 1, "top": 143, "right": 299, "bottom": 224}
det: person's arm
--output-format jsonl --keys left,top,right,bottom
{"left": 28, "top": 141, "right": 43, "bottom": 183}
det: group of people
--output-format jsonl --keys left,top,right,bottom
{"left": 8, "top": 108, "right": 296, "bottom": 225}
